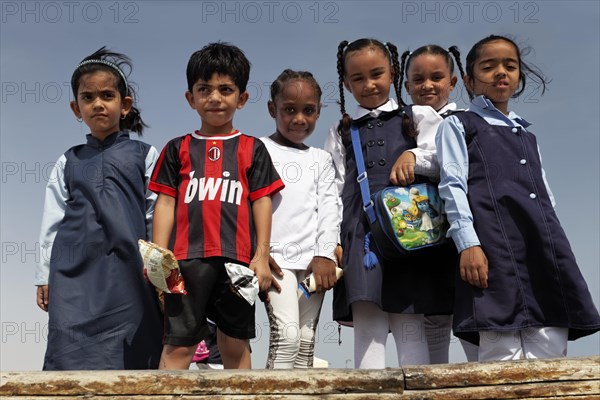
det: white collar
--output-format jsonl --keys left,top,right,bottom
{"left": 192, "top": 130, "right": 242, "bottom": 140}
{"left": 352, "top": 98, "right": 398, "bottom": 120}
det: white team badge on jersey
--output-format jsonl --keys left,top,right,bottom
{"left": 208, "top": 146, "right": 221, "bottom": 161}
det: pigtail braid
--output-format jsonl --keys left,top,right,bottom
{"left": 337, "top": 40, "right": 352, "bottom": 136}
{"left": 398, "top": 50, "right": 411, "bottom": 105}
{"left": 447, "top": 45, "right": 468, "bottom": 101}
{"left": 386, "top": 42, "right": 403, "bottom": 107}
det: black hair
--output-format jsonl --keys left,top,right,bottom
{"left": 399, "top": 44, "right": 465, "bottom": 101}
{"left": 465, "top": 35, "right": 548, "bottom": 100}
{"left": 270, "top": 69, "right": 322, "bottom": 103}
{"left": 336, "top": 38, "right": 417, "bottom": 137}
{"left": 71, "top": 46, "right": 147, "bottom": 134}
{"left": 186, "top": 42, "right": 251, "bottom": 93}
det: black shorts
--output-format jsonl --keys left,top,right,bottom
{"left": 163, "top": 257, "right": 255, "bottom": 346}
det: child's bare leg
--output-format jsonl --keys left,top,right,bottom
{"left": 217, "top": 328, "right": 251, "bottom": 369}
{"left": 159, "top": 344, "right": 196, "bottom": 369}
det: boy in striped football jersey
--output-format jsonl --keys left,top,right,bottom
{"left": 150, "top": 42, "right": 284, "bottom": 369}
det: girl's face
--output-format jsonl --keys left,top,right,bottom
{"left": 70, "top": 71, "right": 131, "bottom": 140}
{"left": 268, "top": 79, "right": 320, "bottom": 149}
{"left": 405, "top": 53, "right": 457, "bottom": 111}
{"left": 465, "top": 39, "right": 520, "bottom": 114}
{"left": 343, "top": 47, "right": 393, "bottom": 110}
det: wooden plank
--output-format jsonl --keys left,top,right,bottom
{"left": 0, "top": 368, "right": 404, "bottom": 396}
{"left": 0, "top": 396, "right": 403, "bottom": 400}
{"left": 403, "top": 356, "right": 600, "bottom": 389}
{"left": 400, "top": 380, "right": 599, "bottom": 400}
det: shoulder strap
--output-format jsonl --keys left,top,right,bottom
{"left": 350, "top": 125, "right": 376, "bottom": 224}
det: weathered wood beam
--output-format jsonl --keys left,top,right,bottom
{"left": 1, "top": 356, "right": 597, "bottom": 398}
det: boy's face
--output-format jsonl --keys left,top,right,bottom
{"left": 185, "top": 73, "right": 249, "bottom": 134}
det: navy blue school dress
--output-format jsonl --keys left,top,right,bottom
{"left": 452, "top": 112, "right": 600, "bottom": 344}
{"left": 333, "top": 109, "right": 455, "bottom": 323}
{"left": 42, "top": 131, "right": 163, "bottom": 370}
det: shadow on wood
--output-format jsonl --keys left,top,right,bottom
{"left": 1, "top": 356, "right": 598, "bottom": 399}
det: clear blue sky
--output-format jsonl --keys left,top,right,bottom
{"left": 1, "top": 1, "right": 598, "bottom": 370}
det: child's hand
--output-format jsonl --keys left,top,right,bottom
{"left": 390, "top": 150, "right": 416, "bottom": 186}
{"left": 250, "top": 258, "right": 272, "bottom": 294}
{"left": 306, "top": 256, "right": 338, "bottom": 293}
{"left": 259, "top": 256, "right": 284, "bottom": 303}
{"left": 459, "top": 246, "right": 488, "bottom": 289}
{"left": 36, "top": 285, "right": 49, "bottom": 312}
{"left": 334, "top": 245, "right": 344, "bottom": 269}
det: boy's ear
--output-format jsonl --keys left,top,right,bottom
{"left": 185, "top": 91, "right": 195, "bottom": 108}
{"left": 70, "top": 101, "right": 81, "bottom": 119}
{"left": 267, "top": 100, "right": 276, "bottom": 118}
{"left": 237, "top": 91, "right": 249, "bottom": 109}
{"left": 404, "top": 80, "right": 410, "bottom": 93}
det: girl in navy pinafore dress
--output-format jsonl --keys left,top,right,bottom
{"left": 35, "top": 48, "right": 163, "bottom": 370}
{"left": 436, "top": 35, "right": 600, "bottom": 361}
{"left": 325, "top": 38, "right": 454, "bottom": 368}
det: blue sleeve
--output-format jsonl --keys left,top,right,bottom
{"left": 436, "top": 116, "right": 481, "bottom": 253}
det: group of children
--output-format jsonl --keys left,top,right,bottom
{"left": 35, "top": 35, "right": 600, "bottom": 371}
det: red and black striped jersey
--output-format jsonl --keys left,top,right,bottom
{"left": 149, "top": 131, "right": 284, "bottom": 263}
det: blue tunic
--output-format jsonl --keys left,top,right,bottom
{"left": 333, "top": 109, "right": 455, "bottom": 322}
{"left": 43, "top": 131, "right": 163, "bottom": 370}
{"left": 453, "top": 111, "right": 600, "bottom": 344}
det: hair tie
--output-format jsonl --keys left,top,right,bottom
{"left": 75, "top": 59, "right": 128, "bottom": 91}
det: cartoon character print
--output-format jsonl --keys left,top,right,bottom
{"left": 408, "top": 188, "right": 440, "bottom": 243}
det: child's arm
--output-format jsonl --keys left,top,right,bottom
{"left": 324, "top": 123, "right": 346, "bottom": 197}
{"left": 391, "top": 106, "right": 441, "bottom": 185}
{"left": 152, "top": 193, "right": 175, "bottom": 249}
{"left": 250, "top": 196, "right": 273, "bottom": 293}
{"left": 36, "top": 154, "right": 68, "bottom": 311}
{"left": 436, "top": 115, "right": 487, "bottom": 288}
{"left": 324, "top": 124, "right": 345, "bottom": 251}
{"left": 144, "top": 146, "right": 160, "bottom": 240}
{"left": 309, "top": 151, "right": 341, "bottom": 292}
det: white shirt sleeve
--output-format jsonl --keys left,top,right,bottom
{"left": 323, "top": 123, "right": 345, "bottom": 244}
{"left": 36, "top": 154, "right": 68, "bottom": 285}
{"left": 315, "top": 151, "right": 341, "bottom": 262}
{"left": 144, "top": 146, "right": 159, "bottom": 240}
{"left": 407, "top": 105, "right": 443, "bottom": 179}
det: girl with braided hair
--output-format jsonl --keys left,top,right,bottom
{"left": 397, "top": 44, "right": 479, "bottom": 363}
{"left": 325, "top": 38, "right": 453, "bottom": 368}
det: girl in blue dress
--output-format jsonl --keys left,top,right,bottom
{"left": 436, "top": 35, "right": 600, "bottom": 361}
{"left": 35, "top": 47, "right": 163, "bottom": 370}
{"left": 325, "top": 38, "right": 454, "bottom": 368}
